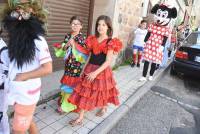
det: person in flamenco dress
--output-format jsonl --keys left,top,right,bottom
{"left": 68, "top": 15, "right": 123, "bottom": 126}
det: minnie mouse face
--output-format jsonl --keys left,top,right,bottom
{"left": 151, "top": 4, "right": 177, "bottom": 26}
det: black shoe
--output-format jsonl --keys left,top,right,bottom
{"left": 137, "top": 63, "right": 140, "bottom": 67}
{"left": 155, "top": 64, "right": 160, "bottom": 70}
{"left": 131, "top": 62, "right": 135, "bottom": 67}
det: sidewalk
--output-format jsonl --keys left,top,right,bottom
{"left": 14, "top": 64, "right": 168, "bottom": 134}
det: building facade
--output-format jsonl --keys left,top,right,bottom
{"left": 1, "top": 0, "right": 199, "bottom": 71}
{"left": 0, "top": 0, "right": 94, "bottom": 71}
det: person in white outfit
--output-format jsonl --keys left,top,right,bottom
{"left": 2, "top": 0, "right": 52, "bottom": 133}
{"left": 0, "top": 33, "right": 10, "bottom": 134}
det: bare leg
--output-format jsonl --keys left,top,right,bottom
{"left": 28, "top": 120, "right": 38, "bottom": 134}
{"left": 69, "top": 109, "right": 85, "bottom": 126}
{"left": 96, "top": 106, "right": 107, "bottom": 117}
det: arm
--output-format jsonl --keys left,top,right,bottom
{"left": 63, "top": 34, "right": 73, "bottom": 50}
{"left": 15, "top": 61, "right": 52, "bottom": 81}
{"left": 80, "top": 52, "right": 91, "bottom": 76}
{"left": 86, "top": 50, "right": 113, "bottom": 82}
{"left": 144, "top": 32, "right": 151, "bottom": 42}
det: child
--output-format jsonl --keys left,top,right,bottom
{"left": 55, "top": 16, "right": 89, "bottom": 114}
{"left": 0, "top": 33, "right": 10, "bottom": 134}
{"left": 130, "top": 20, "right": 147, "bottom": 67}
{"left": 3, "top": 1, "right": 52, "bottom": 133}
{"left": 68, "top": 15, "right": 122, "bottom": 126}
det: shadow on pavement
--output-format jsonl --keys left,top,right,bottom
{"left": 151, "top": 72, "right": 200, "bottom": 134}
{"left": 170, "top": 103, "right": 200, "bottom": 134}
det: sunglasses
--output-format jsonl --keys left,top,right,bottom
{"left": 10, "top": 10, "right": 31, "bottom": 20}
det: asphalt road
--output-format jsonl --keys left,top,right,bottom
{"left": 109, "top": 70, "right": 200, "bottom": 134}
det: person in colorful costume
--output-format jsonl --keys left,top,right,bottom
{"left": 54, "top": 16, "right": 89, "bottom": 114}
{"left": 68, "top": 15, "right": 122, "bottom": 126}
{"left": 2, "top": 0, "right": 52, "bottom": 133}
{"left": 139, "top": 4, "right": 177, "bottom": 81}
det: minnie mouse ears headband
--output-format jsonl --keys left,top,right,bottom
{"left": 151, "top": 3, "right": 177, "bottom": 18}
{"left": 159, "top": 3, "right": 174, "bottom": 9}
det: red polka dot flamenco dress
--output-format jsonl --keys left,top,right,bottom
{"left": 68, "top": 35, "right": 123, "bottom": 111}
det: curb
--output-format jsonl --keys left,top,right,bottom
{"left": 89, "top": 63, "right": 171, "bottom": 134}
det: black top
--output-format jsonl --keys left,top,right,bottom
{"left": 89, "top": 52, "right": 106, "bottom": 65}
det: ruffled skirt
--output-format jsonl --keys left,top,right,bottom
{"left": 68, "top": 63, "right": 120, "bottom": 111}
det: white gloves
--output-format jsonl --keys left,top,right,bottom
{"left": 159, "top": 46, "right": 164, "bottom": 52}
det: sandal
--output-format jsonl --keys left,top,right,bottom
{"left": 96, "top": 108, "right": 107, "bottom": 117}
{"left": 69, "top": 118, "right": 83, "bottom": 127}
{"left": 56, "top": 107, "right": 65, "bottom": 115}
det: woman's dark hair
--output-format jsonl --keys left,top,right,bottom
{"left": 95, "top": 15, "right": 113, "bottom": 38}
{"left": 0, "top": 23, "right": 3, "bottom": 35}
{"left": 70, "top": 16, "right": 82, "bottom": 24}
{"left": 140, "top": 20, "right": 147, "bottom": 24}
{"left": 0, "top": 28, "right": 2, "bottom": 36}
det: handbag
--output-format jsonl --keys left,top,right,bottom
{"left": 53, "top": 42, "right": 66, "bottom": 58}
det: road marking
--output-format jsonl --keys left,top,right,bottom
{"left": 152, "top": 91, "right": 200, "bottom": 110}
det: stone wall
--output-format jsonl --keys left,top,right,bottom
{"left": 112, "top": 0, "right": 143, "bottom": 61}
{"left": 91, "top": 0, "right": 116, "bottom": 35}
{"left": 92, "top": 0, "right": 145, "bottom": 64}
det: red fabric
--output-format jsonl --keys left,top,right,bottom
{"left": 143, "top": 24, "right": 170, "bottom": 64}
{"left": 74, "top": 42, "right": 89, "bottom": 55}
{"left": 133, "top": 54, "right": 137, "bottom": 63}
{"left": 60, "top": 75, "right": 81, "bottom": 87}
{"left": 53, "top": 43, "right": 61, "bottom": 49}
{"left": 107, "top": 38, "right": 123, "bottom": 53}
{"left": 68, "top": 63, "right": 120, "bottom": 111}
{"left": 171, "top": 37, "right": 176, "bottom": 43}
{"left": 85, "top": 35, "right": 123, "bottom": 55}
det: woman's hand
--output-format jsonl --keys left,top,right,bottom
{"left": 69, "top": 39, "right": 75, "bottom": 46}
{"left": 68, "top": 39, "right": 75, "bottom": 47}
{"left": 86, "top": 71, "right": 98, "bottom": 82}
{"left": 62, "top": 43, "right": 69, "bottom": 50}
{"left": 14, "top": 73, "right": 27, "bottom": 81}
{"left": 159, "top": 46, "right": 164, "bottom": 52}
{"left": 62, "top": 39, "right": 75, "bottom": 50}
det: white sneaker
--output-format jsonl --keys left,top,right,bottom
{"left": 139, "top": 77, "right": 147, "bottom": 82}
{"left": 148, "top": 76, "right": 153, "bottom": 81}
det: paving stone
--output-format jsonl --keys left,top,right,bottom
{"left": 50, "top": 121, "right": 65, "bottom": 131}
{"left": 36, "top": 121, "right": 47, "bottom": 130}
{"left": 40, "top": 126, "right": 56, "bottom": 134}
{"left": 55, "top": 126, "right": 74, "bottom": 134}
{"left": 76, "top": 127, "right": 90, "bottom": 134}
{"left": 84, "top": 121, "right": 97, "bottom": 130}
{"left": 30, "top": 65, "right": 151, "bottom": 134}
{"left": 42, "top": 115, "right": 57, "bottom": 125}
{"left": 66, "top": 112, "right": 79, "bottom": 120}
{"left": 33, "top": 116, "right": 40, "bottom": 123}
